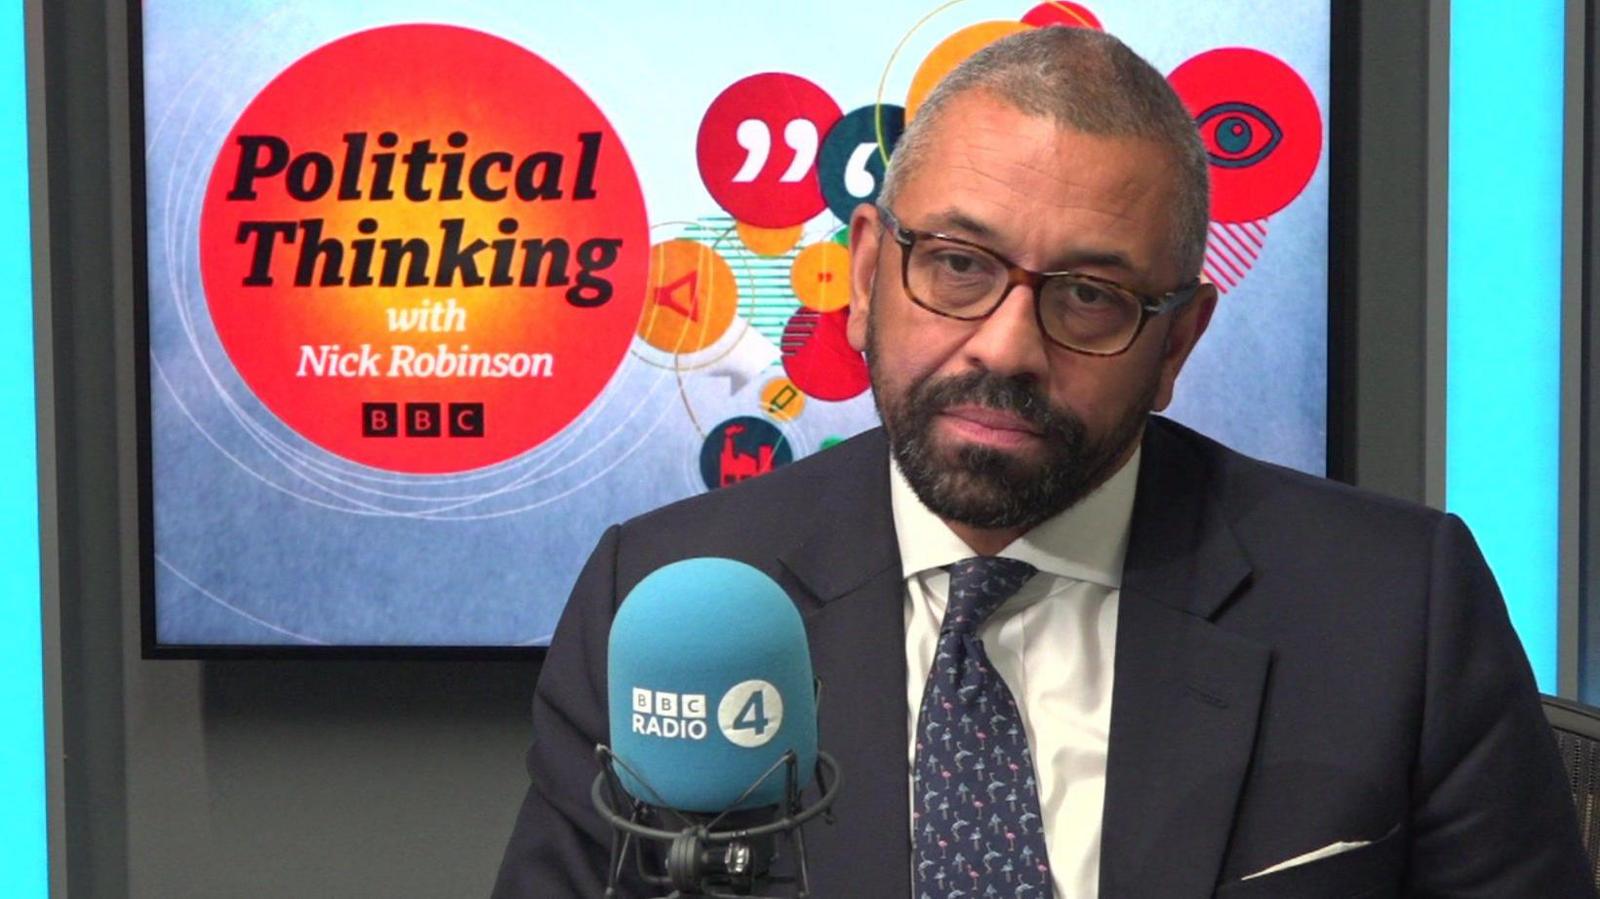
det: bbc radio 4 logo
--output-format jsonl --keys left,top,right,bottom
{"left": 631, "top": 687, "right": 710, "bottom": 740}
{"left": 631, "top": 679, "right": 783, "bottom": 748}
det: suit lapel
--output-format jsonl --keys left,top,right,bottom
{"left": 1099, "top": 420, "right": 1271, "bottom": 898}
{"left": 776, "top": 430, "right": 911, "bottom": 896}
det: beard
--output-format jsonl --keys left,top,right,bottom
{"left": 866, "top": 306, "right": 1155, "bottom": 532}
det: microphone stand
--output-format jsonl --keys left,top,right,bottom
{"left": 591, "top": 746, "right": 841, "bottom": 898}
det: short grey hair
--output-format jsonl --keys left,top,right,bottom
{"left": 877, "top": 27, "right": 1210, "bottom": 279}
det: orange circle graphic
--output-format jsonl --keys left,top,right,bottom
{"left": 760, "top": 377, "right": 807, "bottom": 421}
{"left": 736, "top": 220, "right": 805, "bottom": 257}
{"left": 905, "top": 21, "right": 1032, "bottom": 121}
{"left": 637, "top": 239, "right": 740, "bottom": 354}
{"left": 789, "top": 242, "right": 852, "bottom": 313}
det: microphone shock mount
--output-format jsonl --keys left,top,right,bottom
{"left": 590, "top": 745, "right": 841, "bottom": 898}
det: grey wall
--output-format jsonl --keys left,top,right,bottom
{"left": 1328, "top": 0, "right": 1447, "bottom": 503}
{"left": 123, "top": 662, "right": 538, "bottom": 898}
{"left": 1578, "top": 0, "right": 1598, "bottom": 700}
{"left": 34, "top": 1, "right": 1445, "bottom": 897}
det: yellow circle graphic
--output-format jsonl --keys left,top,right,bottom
{"left": 790, "top": 242, "right": 852, "bottom": 313}
{"left": 638, "top": 239, "right": 740, "bottom": 354}
{"left": 760, "top": 377, "right": 807, "bottom": 421}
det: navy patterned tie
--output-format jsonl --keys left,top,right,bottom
{"left": 914, "top": 557, "right": 1053, "bottom": 899}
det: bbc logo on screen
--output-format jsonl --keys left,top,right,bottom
{"left": 361, "top": 402, "right": 485, "bottom": 438}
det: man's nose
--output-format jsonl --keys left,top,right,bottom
{"left": 959, "top": 286, "right": 1050, "bottom": 382}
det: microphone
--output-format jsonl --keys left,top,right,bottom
{"left": 593, "top": 557, "right": 841, "bottom": 898}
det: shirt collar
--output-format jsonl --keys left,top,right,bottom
{"left": 889, "top": 443, "right": 1141, "bottom": 589}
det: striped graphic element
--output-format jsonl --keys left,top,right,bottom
{"left": 1202, "top": 219, "right": 1268, "bottom": 294}
{"left": 779, "top": 308, "right": 819, "bottom": 356}
{"left": 678, "top": 215, "right": 803, "bottom": 345}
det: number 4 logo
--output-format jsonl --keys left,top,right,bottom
{"left": 734, "top": 690, "right": 769, "bottom": 733}
{"left": 717, "top": 679, "right": 785, "bottom": 748}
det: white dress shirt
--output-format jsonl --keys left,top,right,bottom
{"left": 894, "top": 447, "right": 1139, "bottom": 898}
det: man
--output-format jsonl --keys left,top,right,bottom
{"left": 494, "top": 27, "right": 1592, "bottom": 898}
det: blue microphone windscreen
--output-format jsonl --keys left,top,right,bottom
{"left": 608, "top": 558, "right": 817, "bottom": 812}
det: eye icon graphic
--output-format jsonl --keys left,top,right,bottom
{"left": 1196, "top": 101, "right": 1283, "bottom": 169}
{"left": 1169, "top": 47, "right": 1323, "bottom": 223}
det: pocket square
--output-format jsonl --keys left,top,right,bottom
{"left": 1241, "top": 838, "right": 1373, "bottom": 880}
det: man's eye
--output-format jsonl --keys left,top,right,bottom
{"left": 1069, "top": 282, "right": 1116, "bottom": 306}
{"left": 932, "top": 251, "right": 983, "bottom": 275}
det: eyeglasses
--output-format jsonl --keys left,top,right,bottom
{"left": 876, "top": 206, "right": 1201, "bottom": 357}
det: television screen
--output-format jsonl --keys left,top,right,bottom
{"left": 138, "top": 0, "right": 1331, "bottom": 652}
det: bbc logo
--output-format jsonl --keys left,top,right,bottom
{"left": 362, "top": 402, "right": 484, "bottom": 438}
{"left": 631, "top": 688, "right": 707, "bottom": 720}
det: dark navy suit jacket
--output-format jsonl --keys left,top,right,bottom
{"left": 493, "top": 417, "right": 1593, "bottom": 897}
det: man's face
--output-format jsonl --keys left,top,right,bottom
{"left": 846, "top": 91, "right": 1215, "bottom": 532}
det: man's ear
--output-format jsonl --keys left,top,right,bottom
{"left": 1152, "top": 281, "right": 1217, "bottom": 411}
{"left": 845, "top": 203, "right": 882, "bottom": 353}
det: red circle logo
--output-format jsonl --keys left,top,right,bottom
{"left": 695, "top": 73, "right": 841, "bottom": 228}
{"left": 1168, "top": 48, "right": 1322, "bottom": 223}
{"left": 199, "top": 25, "right": 648, "bottom": 473}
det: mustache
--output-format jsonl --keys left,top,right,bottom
{"left": 909, "top": 371, "right": 1081, "bottom": 440}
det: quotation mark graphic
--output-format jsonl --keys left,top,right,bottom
{"left": 731, "top": 118, "right": 820, "bottom": 184}
{"left": 817, "top": 104, "right": 905, "bottom": 222}
{"left": 696, "top": 72, "right": 841, "bottom": 228}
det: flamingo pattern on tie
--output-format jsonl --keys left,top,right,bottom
{"left": 913, "top": 556, "right": 1053, "bottom": 899}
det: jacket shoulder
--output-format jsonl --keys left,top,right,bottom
{"left": 1157, "top": 417, "right": 1441, "bottom": 520}
{"left": 1150, "top": 417, "right": 1447, "bottom": 549}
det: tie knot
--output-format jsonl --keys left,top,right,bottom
{"left": 941, "top": 556, "right": 1037, "bottom": 634}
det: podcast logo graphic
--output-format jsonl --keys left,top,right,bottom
{"left": 199, "top": 24, "right": 649, "bottom": 473}
{"left": 631, "top": 687, "right": 710, "bottom": 741}
{"left": 717, "top": 679, "right": 784, "bottom": 749}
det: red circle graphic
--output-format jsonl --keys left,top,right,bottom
{"left": 780, "top": 307, "right": 870, "bottom": 402}
{"left": 1168, "top": 48, "right": 1322, "bottom": 223}
{"left": 696, "top": 73, "right": 842, "bottom": 228}
{"left": 199, "top": 25, "right": 648, "bottom": 474}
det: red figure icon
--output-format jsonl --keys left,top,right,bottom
{"left": 653, "top": 270, "right": 701, "bottom": 321}
{"left": 719, "top": 424, "right": 776, "bottom": 486}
